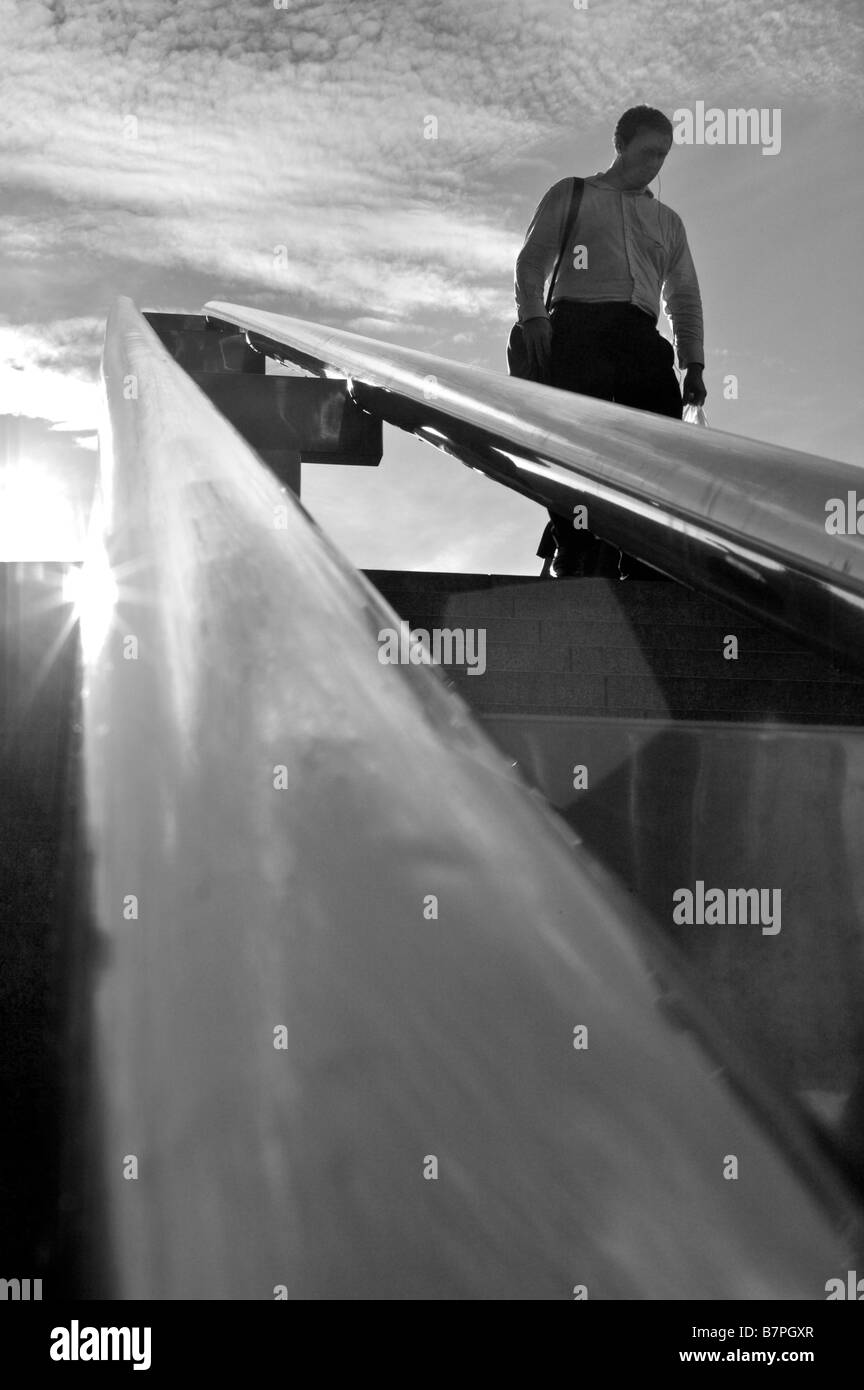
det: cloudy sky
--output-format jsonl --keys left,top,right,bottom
{"left": 1, "top": 0, "right": 862, "bottom": 568}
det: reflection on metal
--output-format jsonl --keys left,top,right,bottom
{"left": 81, "top": 297, "right": 863, "bottom": 1298}
{"left": 187, "top": 376, "right": 383, "bottom": 467}
{"left": 206, "top": 300, "right": 864, "bottom": 675}
{"left": 482, "top": 713, "right": 864, "bottom": 1104}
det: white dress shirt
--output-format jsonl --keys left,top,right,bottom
{"left": 515, "top": 173, "right": 704, "bottom": 370}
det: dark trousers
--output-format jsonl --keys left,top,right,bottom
{"left": 543, "top": 300, "right": 682, "bottom": 577}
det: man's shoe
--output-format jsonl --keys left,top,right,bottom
{"left": 551, "top": 550, "right": 586, "bottom": 578}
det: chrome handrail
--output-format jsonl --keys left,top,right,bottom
{"left": 205, "top": 299, "right": 864, "bottom": 674}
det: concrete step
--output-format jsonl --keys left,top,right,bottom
{"left": 539, "top": 619, "right": 811, "bottom": 655}
{"left": 439, "top": 644, "right": 855, "bottom": 681}
{"left": 394, "top": 612, "right": 814, "bottom": 657}
{"left": 448, "top": 672, "right": 864, "bottom": 720}
{"left": 365, "top": 570, "right": 791, "bottom": 626}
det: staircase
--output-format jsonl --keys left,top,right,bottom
{"left": 364, "top": 570, "right": 864, "bottom": 723}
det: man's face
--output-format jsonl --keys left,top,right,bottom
{"left": 618, "top": 127, "right": 673, "bottom": 188}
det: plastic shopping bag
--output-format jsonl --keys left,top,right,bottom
{"left": 682, "top": 404, "right": 709, "bottom": 427}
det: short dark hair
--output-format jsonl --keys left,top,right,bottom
{"left": 613, "top": 106, "right": 673, "bottom": 154}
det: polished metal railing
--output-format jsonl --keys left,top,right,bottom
{"left": 206, "top": 299, "right": 864, "bottom": 674}
{"left": 76, "top": 296, "right": 861, "bottom": 1298}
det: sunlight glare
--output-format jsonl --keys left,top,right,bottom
{"left": 62, "top": 490, "right": 118, "bottom": 663}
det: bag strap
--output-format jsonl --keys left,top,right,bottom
{"left": 545, "top": 177, "right": 584, "bottom": 311}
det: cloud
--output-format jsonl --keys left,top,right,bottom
{"left": 1, "top": 0, "right": 862, "bottom": 563}
{"left": 0, "top": 315, "right": 105, "bottom": 428}
{"left": 3, "top": 0, "right": 860, "bottom": 392}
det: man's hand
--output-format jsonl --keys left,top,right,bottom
{"left": 523, "top": 316, "right": 553, "bottom": 377}
{"left": 682, "top": 364, "right": 707, "bottom": 407}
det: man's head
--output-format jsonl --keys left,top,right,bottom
{"left": 611, "top": 106, "right": 674, "bottom": 189}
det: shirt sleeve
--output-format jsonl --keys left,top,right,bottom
{"left": 661, "top": 221, "right": 705, "bottom": 370}
{"left": 514, "top": 179, "right": 571, "bottom": 324}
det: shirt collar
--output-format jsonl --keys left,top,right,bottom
{"left": 589, "top": 173, "right": 654, "bottom": 198}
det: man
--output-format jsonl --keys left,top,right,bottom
{"left": 514, "top": 105, "right": 707, "bottom": 577}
